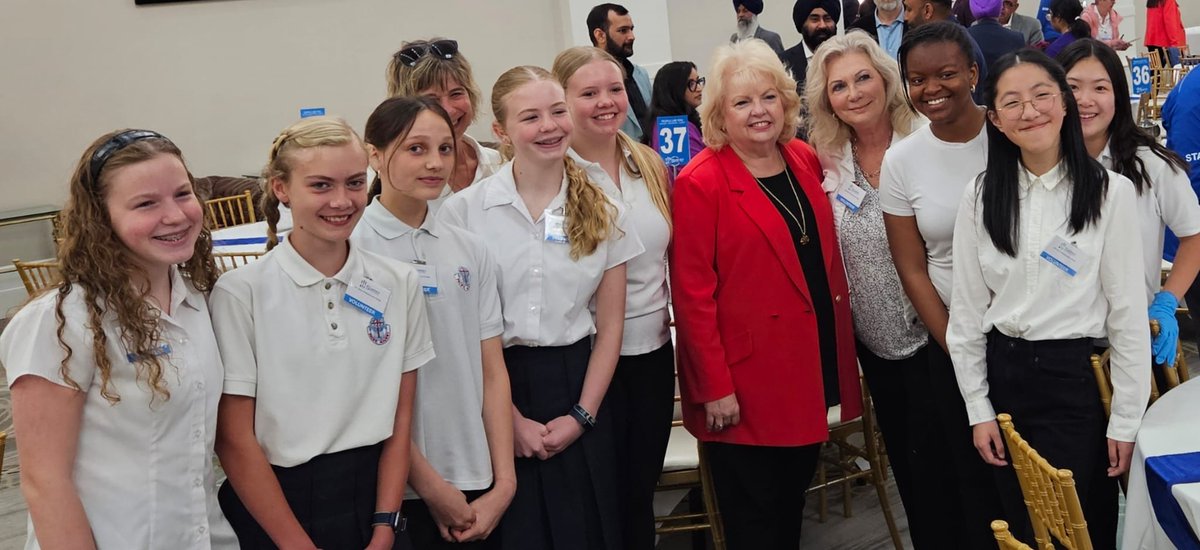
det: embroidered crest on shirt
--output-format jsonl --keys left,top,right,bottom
{"left": 367, "top": 317, "right": 392, "bottom": 345}
{"left": 454, "top": 266, "right": 471, "bottom": 291}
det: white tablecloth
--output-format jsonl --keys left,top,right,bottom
{"left": 211, "top": 208, "right": 291, "bottom": 254}
{"left": 1123, "top": 377, "right": 1200, "bottom": 550}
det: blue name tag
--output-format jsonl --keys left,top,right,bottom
{"left": 127, "top": 344, "right": 171, "bottom": 363}
{"left": 343, "top": 293, "right": 382, "bottom": 319}
{"left": 300, "top": 107, "right": 326, "bottom": 118}
{"left": 656, "top": 115, "right": 691, "bottom": 168}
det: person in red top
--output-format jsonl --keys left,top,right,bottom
{"left": 1145, "top": 0, "right": 1187, "bottom": 67}
{"left": 669, "top": 39, "right": 861, "bottom": 549}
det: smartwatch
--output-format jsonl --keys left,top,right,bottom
{"left": 371, "top": 511, "right": 406, "bottom": 533}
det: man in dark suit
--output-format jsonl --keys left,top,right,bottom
{"left": 785, "top": 0, "right": 843, "bottom": 92}
{"left": 848, "top": 0, "right": 908, "bottom": 58}
{"left": 730, "top": 0, "right": 787, "bottom": 59}
{"left": 967, "top": 0, "right": 1026, "bottom": 72}
{"left": 1000, "top": 0, "right": 1045, "bottom": 44}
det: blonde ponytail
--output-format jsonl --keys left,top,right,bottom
{"left": 563, "top": 156, "right": 618, "bottom": 260}
{"left": 616, "top": 132, "right": 672, "bottom": 232}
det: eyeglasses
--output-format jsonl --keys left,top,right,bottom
{"left": 89, "top": 130, "right": 168, "bottom": 182}
{"left": 396, "top": 39, "right": 459, "bottom": 67}
{"left": 688, "top": 77, "right": 706, "bottom": 92}
{"left": 994, "top": 92, "right": 1061, "bottom": 121}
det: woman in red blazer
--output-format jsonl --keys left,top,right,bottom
{"left": 1145, "top": 0, "right": 1187, "bottom": 67}
{"left": 668, "top": 39, "right": 861, "bottom": 549}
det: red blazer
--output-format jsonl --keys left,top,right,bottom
{"left": 1145, "top": 0, "right": 1185, "bottom": 48}
{"left": 669, "top": 139, "right": 862, "bottom": 447}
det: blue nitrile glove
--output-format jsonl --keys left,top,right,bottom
{"left": 1149, "top": 291, "right": 1180, "bottom": 366}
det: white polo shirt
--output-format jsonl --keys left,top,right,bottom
{"left": 880, "top": 124, "right": 989, "bottom": 305}
{"left": 568, "top": 148, "right": 671, "bottom": 356}
{"left": 351, "top": 200, "right": 503, "bottom": 497}
{"left": 210, "top": 237, "right": 435, "bottom": 467}
{"left": 1098, "top": 144, "right": 1200, "bottom": 301}
{"left": 438, "top": 161, "right": 645, "bottom": 348}
{"left": 0, "top": 268, "right": 237, "bottom": 550}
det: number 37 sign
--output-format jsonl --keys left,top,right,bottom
{"left": 656, "top": 116, "right": 691, "bottom": 168}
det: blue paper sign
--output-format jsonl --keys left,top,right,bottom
{"left": 300, "top": 107, "right": 326, "bottom": 118}
{"left": 656, "top": 115, "right": 691, "bottom": 168}
{"left": 1130, "top": 58, "right": 1152, "bottom": 95}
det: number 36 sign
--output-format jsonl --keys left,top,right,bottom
{"left": 656, "top": 115, "right": 691, "bottom": 168}
{"left": 1130, "top": 57, "right": 1151, "bottom": 95}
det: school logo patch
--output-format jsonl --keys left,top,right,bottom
{"left": 454, "top": 266, "right": 471, "bottom": 291}
{"left": 367, "top": 317, "right": 391, "bottom": 345}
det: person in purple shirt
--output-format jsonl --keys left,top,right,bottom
{"left": 645, "top": 61, "right": 706, "bottom": 183}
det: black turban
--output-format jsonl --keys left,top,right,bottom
{"left": 793, "top": 0, "right": 842, "bottom": 31}
{"left": 735, "top": 0, "right": 764, "bottom": 14}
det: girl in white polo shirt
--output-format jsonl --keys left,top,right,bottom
{"left": 352, "top": 96, "right": 516, "bottom": 549}
{"left": 0, "top": 129, "right": 236, "bottom": 549}
{"left": 439, "top": 65, "right": 643, "bottom": 550}
{"left": 552, "top": 46, "right": 673, "bottom": 550}
{"left": 211, "top": 116, "right": 434, "bottom": 550}
{"left": 947, "top": 50, "right": 1150, "bottom": 547}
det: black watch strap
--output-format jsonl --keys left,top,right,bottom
{"left": 371, "top": 511, "right": 406, "bottom": 533}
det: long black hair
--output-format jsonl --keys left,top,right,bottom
{"left": 980, "top": 49, "right": 1109, "bottom": 256}
{"left": 1050, "top": 0, "right": 1091, "bottom": 39}
{"left": 898, "top": 21, "right": 977, "bottom": 105}
{"left": 1057, "top": 39, "right": 1188, "bottom": 194}
{"left": 643, "top": 61, "right": 702, "bottom": 144}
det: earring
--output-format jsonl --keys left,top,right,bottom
{"left": 971, "top": 85, "right": 977, "bottom": 93}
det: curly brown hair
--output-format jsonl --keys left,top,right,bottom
{"left": 54, "top": 130, "right": 219, "bottom": 404}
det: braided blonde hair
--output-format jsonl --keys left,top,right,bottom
{"left": 491, "top": 65, "right": 617, "bottom": 260}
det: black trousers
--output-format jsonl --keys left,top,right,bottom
{"left": 926, "top": 338, "right": 1007, "bottom": 549}
{"left": 608, "top": 341, "right": 676, "bottom": 550}
{"left": 985, "top": 331, "right": 1118, "bottom": 550}
{"left": 398, "top": 489, "right": 498, "bottom": 550}
{"left": 858, "top": 341, "right": 948, "bottom": 550}
{"left": 705, "top": 442, "right": 821, "bottom": 550}
{"left": 219, "top": 444, "right": 398, "bottom": 550}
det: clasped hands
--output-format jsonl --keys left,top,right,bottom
{"left": 514, "top": 414, "right": 584, "bottom": 461}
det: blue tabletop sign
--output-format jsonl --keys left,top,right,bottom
{"left": 300, "top": 107, "right": 326, "bottom": 118}
{"left": 1130, "top": 58, "right": 1152, "bottom": 95}
{"left": 656, "top": 115, "right": 691, "bottom": 168}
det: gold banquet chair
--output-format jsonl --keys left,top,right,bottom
{"left": 204, "top": 190, "right": 257, "bottom": 230}
{"left": 804, "top": 379, "right": 904, "bottom": 550}
{"left": 992, "top": 520, "right": 1036, "bottom": 550}
{"left": 213, "top": 252, "right": 264, "bottom": 273}
{"left": 12, "top": 258, "right": 62, "bottom": 296}
{"left": 653, "top": 376, "right": 726, "bottom": 550}
{"left": 997, "top": 414, "right": 1093, "bottom": 550}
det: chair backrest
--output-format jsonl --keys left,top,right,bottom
{"left": 997, "top": 414, "right": 1093, "bottom": 550}
{"left": 1150, "top": 319, "right": 1189, "bottom": 391}
{"left": 213, "top": 252, "right": 264, "bottom": 272}
{"left": 204, "top": 190, "right": 257, "bottom": 230}
{"left": 12, "top": 258, "right": 62, "bottom": 296}
{"left": 991, "top": 520, "right": 1035, "bottom": 550}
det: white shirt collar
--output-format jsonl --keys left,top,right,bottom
{"left": 274, "top": 236, "right": 363, "bottom": 287}
{"left": 362, "top": 199, "right": 440, "bottom": 240}
{"left": 166, "top": 265, "right": 203, "bottom": 314}
{"left": 1018, "top": 160, "right": 1068, "bottom": 192}
{"left": 482, "top": 161, "right": 570, "bottom": 215}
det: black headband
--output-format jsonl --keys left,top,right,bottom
{"left": 88, "top": 130, "right": 168, "bottom": 182}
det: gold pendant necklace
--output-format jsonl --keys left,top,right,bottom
{"left": 754, "top": 170, "right": 810, "bottom": 245}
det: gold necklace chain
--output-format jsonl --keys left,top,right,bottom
{"left": 754, "top": 169, "right": 810, "bottom": 245}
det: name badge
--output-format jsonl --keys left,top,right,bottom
{"left": 413, "top": 262, "right": 439, "bottom": 297}
{"left": 127, "top": 343, "right": 171, "bottom": 363}
{"left": 836, "top": 182, "right": 868, "bottom": 213}
{"left": 544, "top": 209, "right": 568, "bottom": 244}
{"left": 344, "top": 276, "right": 392, "bottom": 319}
{"left": 1040, "top": 235, "right": 1088, "bottom": 277}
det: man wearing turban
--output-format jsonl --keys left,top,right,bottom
{"left": 730, "top": 0, "right": 787, "bottom": 60}
{"left": 783, "top": 0, "right": 842, "bottom": 90}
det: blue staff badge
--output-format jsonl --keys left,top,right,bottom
{"left": 367, "top": 317, "right": 391, "bottom": 345}
{"left": 454, "top": 266, "right": 471, "bottom": 291}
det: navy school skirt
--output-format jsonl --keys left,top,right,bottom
{"left": 218, "top": 443, "right": 401, "bottom": 549}
{"left": 500, "top": 338, "right": 622, "bottom": 550}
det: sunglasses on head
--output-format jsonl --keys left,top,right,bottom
{"left": 396, "top": 39, "right": 460, "bottom": 67}
{"left": 687, "top": 77, "right": 706, "bottom": 92}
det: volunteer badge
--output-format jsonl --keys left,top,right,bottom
{"left": 367, "top": 317, "right": 392, "bottom": 345}
{"left": 454, "top": 266, "right": 471, "bottom": 291}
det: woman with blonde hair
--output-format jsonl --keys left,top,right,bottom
{"left": 0, "top": 130, "right": 236, "bottom": 548}
{"left": 670, "top": 39, "right": 861, "bottom": 548}
{"left": 804, "top": 30, "right": 950, "bottom": 548}
{"left": 551, "top": 45, "right": 672, "bottom": 550}
{"left": 212, "top": 116, "right": 434, "bottom": 549}
{"left": 439, "top": 65, "right": 642, "bottom": 550}
{"left": 387, "top": 38, "right": 500, "bottom": 194}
